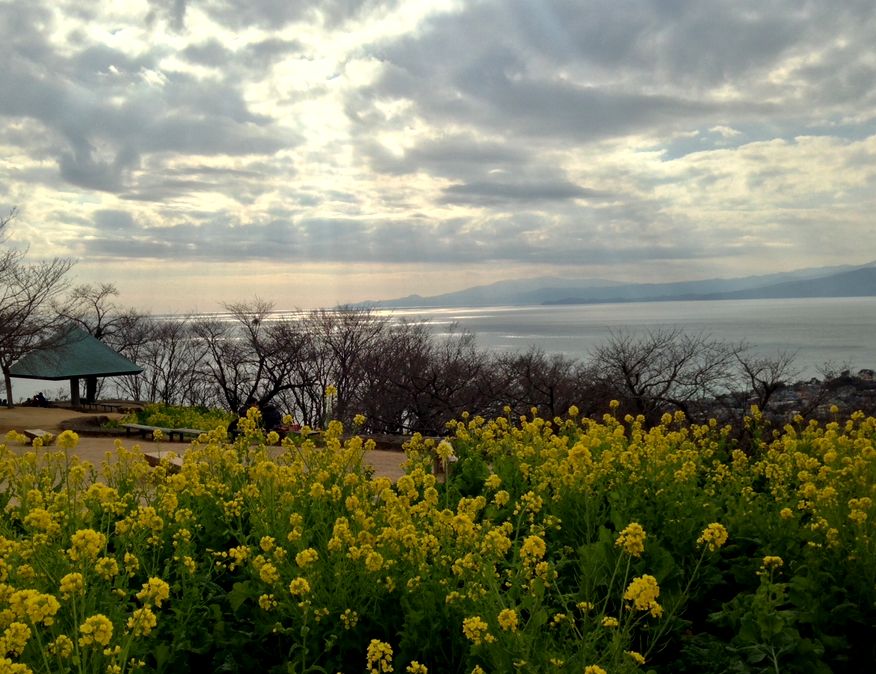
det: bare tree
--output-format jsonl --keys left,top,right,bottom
{"left": 120, "top": 317, "right": 210, "bottom": 406}
{"left": 493, "top": 347, "right": 588, "bottom": 419}
{"left": 590, "top": 329, "right": 735, "bottom": 424}
{"left": 372, "top": 322, "right": 492, "bottom": 434}
{"left": 0, "top": 208, "right": 75, "bottom": 406}
{"left": 302, "top": 306, "right": 388, "bottom": 426}
{"left": 56, "top": 282, "right": 135, "bottom": 342}
{"left": 192, "top": 299, "right": 312, "bottom": 412}
{"left": 729, "top": 345, "right": 799, "bottom": 413}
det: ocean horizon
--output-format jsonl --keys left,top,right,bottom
{"left": 372, "top": 296, "right": 876, "bottom": 379}
{"left": 12, "top": 296, "right": 876, "bottom": 404}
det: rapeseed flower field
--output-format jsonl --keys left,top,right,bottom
{"left": 0, "top": 406, "right": 873, "bottom": 672}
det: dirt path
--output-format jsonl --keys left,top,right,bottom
{"left": 0, "top": 407, "right": 407, "bottom": 481}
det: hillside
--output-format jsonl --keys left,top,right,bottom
{"left": 373, "top": 261, "right": 874, "bottom": 308}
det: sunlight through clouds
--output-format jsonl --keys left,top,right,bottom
{"left": 0, "top": 0, "right": 875, "bottom": 310}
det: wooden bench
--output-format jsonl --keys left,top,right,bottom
{"left": 167, "top": 428, "right": 206, "bottom": 442}
{"left": 143, "top": 451, "right": 183, "bottom": 473}
{"left": 24, "top": 429, "right": 54, "bottom": 444}
{"left": 123, "top": 423, "right": 206, "bottom": 442}
{"left": 122, "top": 423, "right": 174, "bottom": 439}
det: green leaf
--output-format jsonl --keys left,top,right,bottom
{"left": 229, "top": 581, "right": 252, "bottom": 611}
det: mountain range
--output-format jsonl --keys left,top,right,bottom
{"left": 372, "top": 261, "right": 876, "bottom": 308}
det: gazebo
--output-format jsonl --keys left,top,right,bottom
{"left": 9, "top": 326, "right": 142, "bottom": 406}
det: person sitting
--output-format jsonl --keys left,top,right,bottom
{"left": 227, "top": 400, "right": 289, "bottom": 439}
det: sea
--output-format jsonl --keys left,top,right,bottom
{"left": 10, "top": 297, "right": 876, "bottom": 404}
{"left": 375, "top": 297, "right": 876, "bottom": 379}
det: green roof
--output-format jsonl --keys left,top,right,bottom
{"left": 9, "top": 326, "right": 143, "bottom": 380}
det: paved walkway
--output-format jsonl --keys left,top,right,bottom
{"left": 0, "top": 407, "right": 407, "bottom": 481}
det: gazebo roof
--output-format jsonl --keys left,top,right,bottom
{"left": 9, "top": 326, "right": 143, "bottom": 380}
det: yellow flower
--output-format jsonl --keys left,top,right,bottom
{"left": 520, "top": 535, "right": 546, "bottom": 562}
{"left": 68, "top": 528, "right": 107, "bottom": 562}
{"left": 484, "top": 473, "right": 502, "bottom": 490}
{"left": 626, "top": 650, "right": 646, "bottom": 665}
{"left": 60, "top": 573, "right": 85, "bottom": 599}
{"left": 79, "top": 614, "right": 114, "bottom": 647}
{"left": 585, "top": 667, "right": 607, "bottom": 674}
{"left": 435, "top": 440, "right": 455, "bottom": 462}
{"left": 497, "top": 608, "right": 518, "bottom": 632}
{"left": 697, "top": 523, "right": 728, "bottom": 552}
{"left": 95, "top": 557, "right": 120, "bottom": 581}
{"left": 341, "top": 609, "right": 359, "bottom": 629}
{"left": 1, "top": 622, "right": 31, "bottom": 656}
{"left": 762, "top": 555, "right": 784, "bottom": 570}
{"left": 124, "top": 552, "right": 140, "bottom": 577}
{"left": 9, "top": 589, "right": 60, "bottom": 626}
{"left": 615, "top": 522, "right": 646, "bottom": 557}
{"left": 48, "top": 634, "right": 74, "bottom": 658}
{"left": 258, "top": 594, "right": 277, "bottom": 611}
{"left": 23, "top": 508, "right": 61, "bottom": 536}
{"left": 325, "top": 385, "right": 338, "bottom": 398}
{"left": 407, "top": 662, "right": 428, "bottom": 674}
{"left": 365, "top": 551, "right": 384, "bottom": 572}
{"left": 295, "top": 548, "right": 319, "bottom": 568}
{"left": 259, "top": 562, "right": 280, "bottom": 585}
{"left": 126, "top": 607, "right": 157, "bottom": 636}
{"left": 624, "top": 575, "right": 663, "bottom": 618}
{"left": 366, "top": 639, "right": 393, "bottom": 674}
{"left": 493, "top": 490, "right": 510, "bottom": 507}
{"left": 56, "top": 430, "right": 79, "bottom": 450}
{"left": 601, "top": 616, "right": 619, "bottom": 628}
{"left": 136, "top": 578, "right": 170, "bottom": 608}
{"left": 182, "top": 556, "right": 197, "bottom": 574}
{"left": 354, "top": 414, "right": 366, "bottom": 426}
{"left": 462, "top": 616, "right": 494, "bottom": 645}
{"left": 289, "top": 577, "right": 310, "bottom": 596}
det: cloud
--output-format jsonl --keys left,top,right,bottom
{"left": 3, "top": 0, "right": 876, "bottom": 305}
{"left": 440, "top": 180, "right": 605, "bottom": 206}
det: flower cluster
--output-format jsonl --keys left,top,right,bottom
{"left": 697, "top": 523, "right": 729, "bottom": 552}
{"left": 0, "top": 407, "right": 871, "bottom": 673}
{"left": 615, "top": 522, "right": 647, "bottom": 557}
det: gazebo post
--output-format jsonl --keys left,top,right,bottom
{"left": 85, "top": 376, "right": 97, "bottom": 403}
{"left": 70, "top": 378, "right": 81, "bottom": 407}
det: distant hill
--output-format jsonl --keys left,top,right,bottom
{"left": 372, "top": 261, "right": 876, "bottom": 308}
{"left": 374, "top": 276, "right": 624, "bottom": 308}
{"left": 548, "top": 264, "right": 876, "bottom": 305}
{"left": 693, "top": 266, "right": 876, "bottom": 301}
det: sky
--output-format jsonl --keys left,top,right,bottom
{"left": 1, "top": 0, "right": 875, "bottom": 312}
